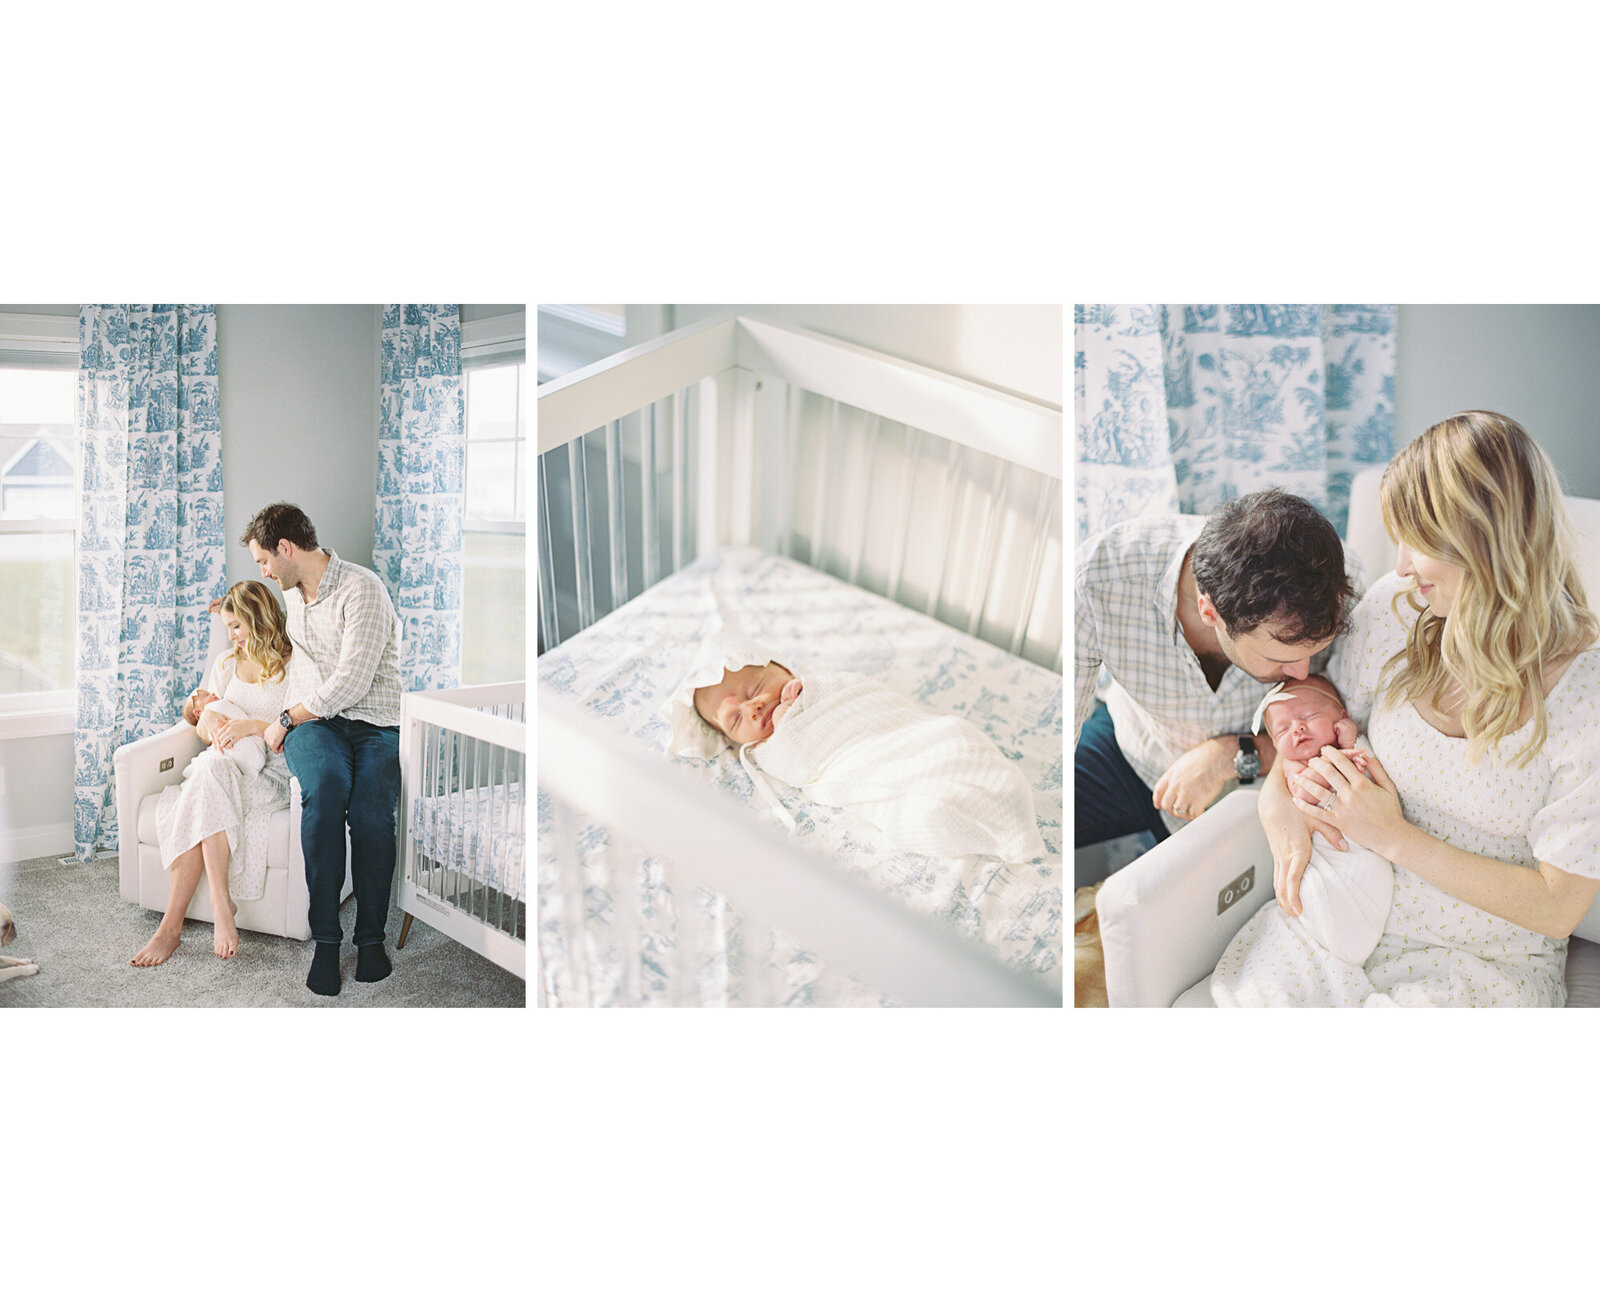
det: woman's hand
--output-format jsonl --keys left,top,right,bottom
{"left": 211, "top": 717, "right": 267, "bottom": 750}
{"left": 1291, "top": 745, "right": 1406, "bottom": 859}
{"left": 1260, "top": 759, "right": 1346, "bottom": 916}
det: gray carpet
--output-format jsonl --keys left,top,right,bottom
{"left": 0, "top": 851, "right": 525, "bottom": 1008}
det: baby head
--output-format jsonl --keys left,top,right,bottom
{"left": 1256, "top": 674, "right": 1356, "bottom": 763}
{"left": 693, "top": 662, "right": 800, "bottom": 747}
{"left": 183, "top": 687, "right": 219, "bottom": 727}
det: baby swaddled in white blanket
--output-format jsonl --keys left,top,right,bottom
{"left": 666, "top": 633, "right": 1045, "bottom": 863}
{"left": 1211, "top": 675, "right": 1396, "bottom": 1007}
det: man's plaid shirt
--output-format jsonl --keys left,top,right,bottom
{"left": 283, "top": 550, "right": 402, "bottom": 728}
{"left": 1075, "top": 515, "right": 1279, "bottom": 791}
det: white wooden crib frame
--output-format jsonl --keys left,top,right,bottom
{"left": 396, "top": 682, "right": 526, "bottom": 980}
{"left": 537, "top": 312, "right": 1064, "bottom": 1006}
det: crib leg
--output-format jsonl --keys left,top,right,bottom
{"left": 397, "top": 913, "right": 414, "bottom": 950}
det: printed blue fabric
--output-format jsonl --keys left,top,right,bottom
{"left": 73, "top": 305, "right": 225, "bottom": 861}
{"left": 1075, "top": 304, "right": 1396, "bottom": 544}
{"left": 374, "top": 304, "right": 464, "bottom": 693}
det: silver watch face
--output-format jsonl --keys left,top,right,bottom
{"left": 1234, "top": 750, "right": 1260, "bottom": 782}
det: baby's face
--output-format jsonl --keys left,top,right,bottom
{"left": 185, "top": 688, "right": 219, "bottom": 726}
{"left": 1263, "top": 688, "right": 1345, "bottom": 762}
{"left": 695, "top": 662, "right": 795, "bottom": 746}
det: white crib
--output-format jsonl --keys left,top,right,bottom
{"left": 396, "top": 682, "right": 526, "bottom": 980}
{"left": 537, "top": 311, "right": 1064, "bottom": 1006}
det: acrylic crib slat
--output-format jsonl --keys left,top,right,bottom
{"left": 641, "top": 400, "right": 660, "bottom": 590}
{"left": 604, "top": 420, "right": 628, "bottom": 609}
{"left": 569, "top": 436, "right": 595, "bottom": 632}
{"left": 537, "top": 452, "right": 560, "bottom": 650}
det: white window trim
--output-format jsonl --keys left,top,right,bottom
{"left": 462, "top": 311, "right": 526, "bottom": 367}
{"left": 2, "top": 323, "right": 80, "bottom": 720}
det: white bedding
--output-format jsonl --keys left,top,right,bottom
{"left": 410, "top": 782, "right": 525, "bottom": 899}
{"left": 536, "top": 547, "right": 1064, "bottom": 1006}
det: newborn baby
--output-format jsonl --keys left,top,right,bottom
{"left": 668, "top": 632, "right": 1044, "bottom": 863}
{"left": 183, "top": 687, "right": 268, "bottom": 776}
{"left": 1211, "top": 675, "right": 1397, "bottom": 1005}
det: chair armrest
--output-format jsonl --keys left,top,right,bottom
{"left": 112, "top": 721, "right": 204, "bottom": 901}
{"left": 1095, "top": 787, "right": 1275, "bottom": 1007}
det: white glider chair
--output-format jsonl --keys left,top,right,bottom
{"left": 112, "top": 610, "right": 351, "bottom": 941}
{"left": 1094, "top": 465, "right": 1600, "bottom": 1007}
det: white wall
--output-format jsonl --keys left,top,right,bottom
{"left": 218, "top": 305, "right": 382, "bottom": 579}
{"left": 1396, "top": 304, "right": 1600, "bottom": 499}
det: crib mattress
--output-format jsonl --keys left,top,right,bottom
{"left": 410, "top": 783, "right": 525, "bottom": 899}
{"left": 536, "top": 546, "right": 1063, "bottom": 1005}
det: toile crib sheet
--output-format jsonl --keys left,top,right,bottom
{"left": 410, "top": 782, "right": 525, "bottom": 898}
{"left": 536, "top": 546, "right": 1064, "bottom": 1005}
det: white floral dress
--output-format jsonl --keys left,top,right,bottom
{"left": 1211, "top": 573, "right": 1600, "bottom": 1007}
{"left": 154, "top": 651, "right": 300, "bottom": 901}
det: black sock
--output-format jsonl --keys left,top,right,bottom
{"left": 306, "top": 942, "right": 341, "bottom": 996}
{"left": 356, "top": 943, "right": 392, "bottom": 983}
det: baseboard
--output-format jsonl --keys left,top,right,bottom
{"left": 0, "top": 822, "right": 75, "bottom": 864}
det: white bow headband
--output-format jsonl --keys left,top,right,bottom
{"left": 1250, "top": 679, "right": 1344, "bottom": 735}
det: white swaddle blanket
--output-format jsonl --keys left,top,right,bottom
{"left": 747, "top": 672, "right": 1046, "bottom": 863}
{"left": 1211, "top": 734, "right": 1396, "bottom": 1005}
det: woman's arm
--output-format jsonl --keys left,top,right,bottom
{"left": 1260, "top": 754, "right": 1347, "bottom": 916}
{"left": 1296, "top": 747, "right": 1600, "bottom": 939}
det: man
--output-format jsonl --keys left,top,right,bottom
{"left": 245, "top": 503, "right": 403, "bottom": 996}
{"left": 1074, "top": 489, "right": 1356, "bottom": 872}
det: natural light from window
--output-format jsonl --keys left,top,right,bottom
{"left": 1, "top": 366, "right": 76, "bottom": 699}
{"left": 461, "top": 361, "right": 526, "bottom": 686}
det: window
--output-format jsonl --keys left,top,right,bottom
{"left": 460, "top": 314, "right": 526, "bottom": 686}
{"left": 0, "top": 365, "right": 76, "bottom": 709}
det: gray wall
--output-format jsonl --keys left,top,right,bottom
{"left": 217, "top": 305, "right": 382, "bottom": 581}
{"left": 1396, "top": 304, "right": 1600, "bottom": 499}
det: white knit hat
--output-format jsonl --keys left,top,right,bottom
{"left": 665, "top": 630, "right": 793, "bottom": 759}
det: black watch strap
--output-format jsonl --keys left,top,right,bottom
{"left": 279, "top": 710, "right": 294, "bottom": 731}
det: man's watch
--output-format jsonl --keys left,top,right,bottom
{"left": 1233, "top": 734, "right": 1261, "bottom": 784}
{"left": 279, "top": 711, "right": 295, "bottom": 732}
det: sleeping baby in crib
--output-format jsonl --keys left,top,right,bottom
{"left": 1210, "top": 675, "right": 1396, "bottom": 1006}
{"left": 183, "top": 687, "right": 269, "bottom": 776}
{"left": 666, "top": 632, "right": 1044, "bottom": 863}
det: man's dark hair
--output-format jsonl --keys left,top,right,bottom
{"left": 240, "top": 503, "right": 319, "bottom": 554}
{"left": 1190, "top": 489, "right": 1356, "bottom": 644}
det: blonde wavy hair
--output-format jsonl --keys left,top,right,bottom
{"left": 220, "top": 580, "right": 293, "bottom": 685}
{"left": 1379, "top": 411, "right": 1599, "bottom": 765}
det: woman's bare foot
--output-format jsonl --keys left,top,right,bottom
{"left": 132, "top": 924, "right": 182, "bottom": 967}
{"left": 213, "top": 914, "right": 239, "bottom": 959}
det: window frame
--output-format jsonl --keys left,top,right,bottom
{"left": 0, "top": 310, "right": 78, "bottom": 738}
{"left": 460, "top": 311, "right": 526, "bottom": 687}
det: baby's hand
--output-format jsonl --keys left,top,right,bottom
{"left": 770, "top": 678, "right": 802, "bottom": 730}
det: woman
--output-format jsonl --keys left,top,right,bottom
{"left": 131, "top": 581, "right": 305, "bottom": 966}
{"left": 1249, "top": 411, "right": 1600, "bottom": 1005}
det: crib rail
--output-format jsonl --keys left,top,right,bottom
{"left": 537, "top": 314, "right": 1063, "bottom": 669}
{"left": 397, "top": 685, "right": 527, "bottom": 979}
{"left": 537, "top": 693, "right": 1058, "bottom": 1007}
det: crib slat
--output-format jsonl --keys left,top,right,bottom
{"left": 537, "top": 453, "right": 560, "bottom": 650}
{"left": 848, "top": 414, "right": 881, "bottom": 588}
{"left": 642, "top": 401, "right": 660, "bottom": 589}
{"left": 1009, "top": 476, "right": 1056, "bottom": 657}
{"left": 671, "top": 388, "right": 688, "bottom": 576}
{"left": 810, "top": 398, "right": 837, "bottom": 569}
{"left": 779, "top": 384, "right": 801, "bottom": 561}
{"left": 927, "top": 440, "right": 965, "bottom": 618}
{"left": 886, "top": 425, "right": 922, "bottom": 604}
{"left": 569, "top": 437, "right": 595, "bottom": 632}
{"left": 604, "top": 420, "right": 628, "bottom": 608}
{"left": 965, "top": 458, "right": 1011, "bottom": 637}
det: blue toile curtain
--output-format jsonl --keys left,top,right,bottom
{"left": 74, "top": 305, "right": 225, "bottom": 861}
{"left": 1075, "top": 304, "right": 1396, "bottom": 546}
{"left": 374, "top": 304, "right": 465, "bottom": 693}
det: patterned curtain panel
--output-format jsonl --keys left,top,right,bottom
{"left": 74, "top": 305, "right": 224, "bottom": 861}
{"left": 374, "top": 304, "right": 465, "bottom": 693}
{"left": 1075, "top": 304, "right": 1396, "bottom": 546}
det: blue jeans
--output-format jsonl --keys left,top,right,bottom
{"left": 284, "top": 717, "right": 401, "bottom": 947}
{"left": 1075, "top": 701, "right": 1167, "bottom": 854}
